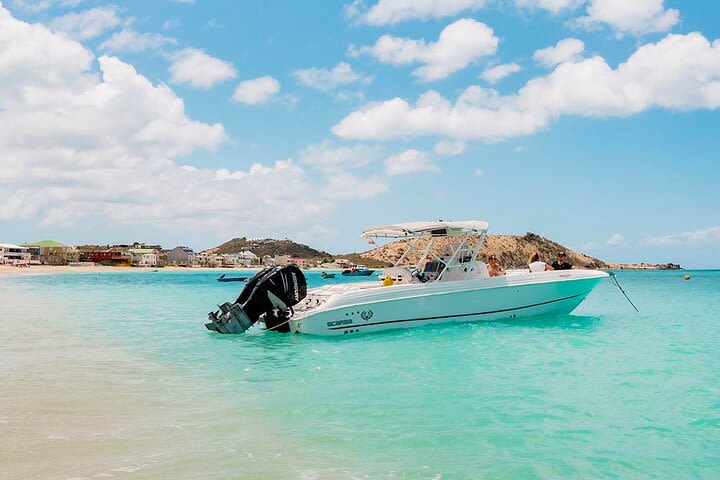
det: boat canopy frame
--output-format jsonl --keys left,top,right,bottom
{"left": 362, "top": 221, "right": 489, "bottom": 283}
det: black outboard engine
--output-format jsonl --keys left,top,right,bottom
{"left": 206, "top": 264, "right": 307, "bottom": 334}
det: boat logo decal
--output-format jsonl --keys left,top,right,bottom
{"left": 361, "top": 309, "right": 374, "bottom": 321}
{"left": 327, "top": 319, "right": 353, "bottom": 327}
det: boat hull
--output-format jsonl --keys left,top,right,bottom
{"left": 290, "top": 271, "right": 607, "bottom": 336}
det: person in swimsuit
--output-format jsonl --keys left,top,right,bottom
{"left": 487, "top": 254, "right": 505, "bottom": 277}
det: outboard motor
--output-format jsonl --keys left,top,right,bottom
{"left": 206, "top": 264, "right": 307, "bottom": 334}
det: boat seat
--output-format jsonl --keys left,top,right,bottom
{"left": 381, "top": 267, "right": 414, "bottom": 284}
{"left": 440, "top": 261, "right": 490, "bottom": 281}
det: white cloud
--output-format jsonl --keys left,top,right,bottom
{"left": 168, "top": 48, "right": 237, "bottom": 89}
{"left": 533, "top": 38, "right": 585, "bottom": 67}
{"left": 360, "top": 18, "right": 498, "bottom": 81}
{"left": 10, "top": 0, "right": 85, "bottom": 12}
{"left": 607, "top": 233, "right": 624, "bottom": 245}
{"left": 293, "top": 62, "right": 372, "bottom": 92}
{"left": 323, "top": 172, "right": 389, "bottom": 199}
{"left": 474, "top": 168, "right": 483, "bottom": 176}
{"left": 100, "top": 29, "right": 176, "bottom": 53}
{"left": 299, "top": 141, "right": 382, "bottom": 172}
{"left": 296, "top": 142, "right": 387, "bottom": 200}
{"left": 162, "top": 19, "right": 181, "bottom": 30}
{"left": 514, "top": 0, "right": 583, "bottom": 14}
{"left": 0, "top": 6, "right": 341, "bottom": 232}
{"left": 232, "top": 76, "right": 280, "bottom": 104}
{"left": 384, "top": 149, "right": 440, "bottom": 176}
{"left": 434, "top": 140, "right": 466, "bottom": 155}
{"left": 333, "top": 32, "right": 720, "bottom": 143}
{"left": 646, "top": 226, "right": 720, "bottom": 246}
{"left": 481, "top": 63, "right": 522, "bottom": 84}
{"left": 578, "top": 0, "right": 679, "bottom": 36}
{"left": 351, "top": 0, "right": 486, "bottom": 25}
{"left": 48, "top": 6, "right": 121, "bottom": 41}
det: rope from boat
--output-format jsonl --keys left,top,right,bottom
{"left": 265, "top": 317, "right": 292, "bottom": 331}
{"left": 608, "top": 271, "right": 639, "bottom": 312}
{"left": 265, "top": 306, "right": 294, "bottom": 331}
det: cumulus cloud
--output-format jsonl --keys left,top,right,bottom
{"left": 100, "top": 28, "right": 176, "bottom": 53}
{"left": 333, "top": 33, "right": 720, "bottom": 143}
{"left": 232, "top": 76, "right": 280, "bottom": 104}
{"left": 10, "top": 0, "right": 85, "bottom": 12}
{"left": 434, "top": 139, "right": 466, "bottom": 155}
{"left": 533, "top": 38, "right": 585, "bottom": 67}
{"left": 349, "top": 0, "right": 486, "bottom": 25}
{"left": 299, "top": 141, "right": 383, "bottom": 172}
{"left": 293, "top": 62, "right": 372, "bottom": 92}
{"left": 646, "top": 226, "right": 720, "bottom": 246}
{"left": 578, "top": 0, "right": 679, "bottom": 36}
{"left": 360, "top": 18, "right": 498, "bottom": 81}
{"left": 481, "top": 63, "right": 522, "bottom": 84}
{"left": 48, "top": 6, "right": 121, "bottom": 40}
{"left": 384, "top": 149, "right": 440, "bottom": 176}
{"left": 168, "top": 48, "right": 237, "bottom": 89}
{"left": 514, "top": 0, "right": 584, "bottom": 14}
{"left": 323, "top": 172, "right": 389, "bottom": 199}
{"left": 0, "top": 6, "right": 342, "bottom": 232}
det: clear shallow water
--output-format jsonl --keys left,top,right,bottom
{"left": 1, "top": 269, "right": 719, "bottom": 479}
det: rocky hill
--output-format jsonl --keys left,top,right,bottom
{"left": 206, "top": 233, "right": 680, "bottom": 270}
{"left": 206, "top": 237, "right": 332, "bottom": 259}
{"left": 359, "top": 232, "right": 607, "bottom": 269}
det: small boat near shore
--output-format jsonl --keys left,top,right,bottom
{"left": 320, "top": 271, "right": 336, "bottom": 279}
{"left": 217, "top": 274, "right": 247, "bottom": 283}
{"left": 206, "top": 220, "right": 608, "bottom": 336}
{"left": 341, "top": 265, "right": 375, "bottom": 276}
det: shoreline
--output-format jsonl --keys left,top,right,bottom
{"left": 0, "top": 264, "right": 693, "bottom": 277}
{"left": 0, "top": 265, "right": 342, "bottom": 276}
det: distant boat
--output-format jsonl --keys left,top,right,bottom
{"left": 217, "top": 274, "right": 247, "bottom": 283}
{"left": 341, "top": 265, "right": 375, "bottom": 276}
{"left": 320, "top": 271, "right": 335, "bottom": 279}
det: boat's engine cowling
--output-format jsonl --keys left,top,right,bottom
{"left": 205, "top": 265, "right": 307, "bottom": 334}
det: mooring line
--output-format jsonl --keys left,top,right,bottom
{"left": 608, "top": 271, "right": 639, "bottom": 312}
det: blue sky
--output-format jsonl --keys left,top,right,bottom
{"left": 1, "top": 0, "right": 719, "bottom": 268}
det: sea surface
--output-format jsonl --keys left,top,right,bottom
{"left": 1, "top": 269, "right": 719, "bottom": 479}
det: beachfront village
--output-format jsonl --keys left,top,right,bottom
{"left": 0, "top": 241, "right": 354, "bottom": 270}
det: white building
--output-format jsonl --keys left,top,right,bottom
{"left": 221, "top": 250, "right": 259, "bottom": 267}
{"left": 127, "top": 248, "right": 159, "bottom": 267}
{"left": 0, "top": 243, "right": 31, "bottom": 265}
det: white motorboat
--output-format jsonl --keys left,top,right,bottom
{"left": 206, "top": 221, "right": 608, "bottom": 336}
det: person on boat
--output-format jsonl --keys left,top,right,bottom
{"left": 528, "top": 252, "right": 553, "bottom": 272}
{"left": 487, "top": 254, "right": 505, "bottom": 277}
{"left": 551, "top": 252, "right": 578, "bottom": 270}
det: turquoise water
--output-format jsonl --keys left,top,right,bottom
{"left": 1, "top": 270, "right": 719, "bottom": 479}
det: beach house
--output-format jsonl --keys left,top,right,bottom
{"left": 166, "top": 246, "right": 195, "bottom": 266}
{"left": 22, "top": 240, "right": 79, "bottom": 265}
{"left": 77, "top": 245, "right": 132, "bottom": 266}
{"left": 220, "top": 251, "right": 259, "bottom": 267}
{"left": 127, "top": 248, "right": 159, "bottom": 267}
{"left": 0, "top": 243, "right": 31, "bottom": 265}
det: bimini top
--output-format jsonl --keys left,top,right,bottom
{"left": 362, "top": 221, "right": 489, "bottom": 238}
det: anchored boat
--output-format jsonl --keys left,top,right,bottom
{"left": 341, "top": 265, "right": 375, "bottom": 276}
{"left": 217, "top": 274, "right": 247, "bottom": 282}
{"left": 206, "top": 221, "right": 608, "bottom": 336}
